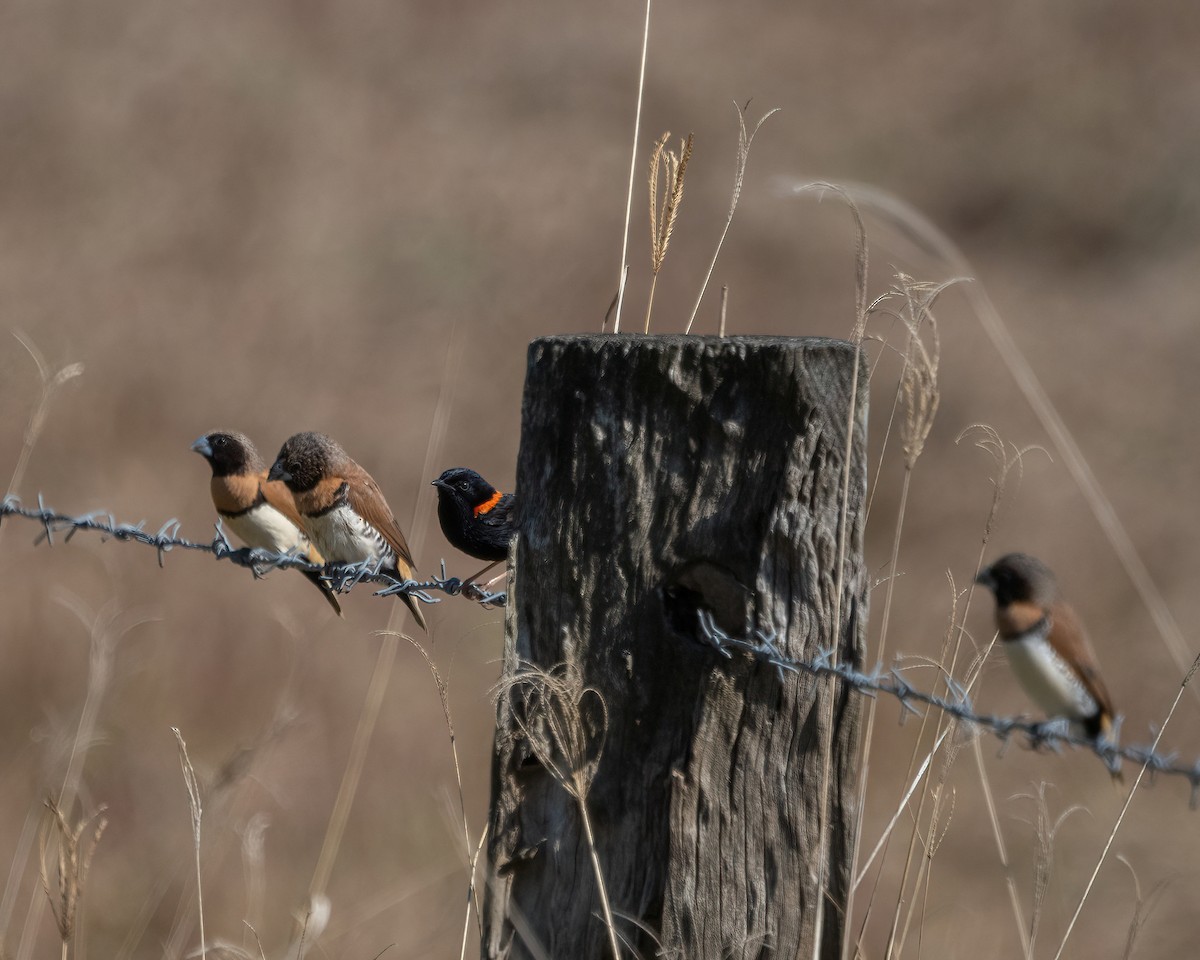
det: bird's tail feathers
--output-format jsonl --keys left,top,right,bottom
{"left": 303, "top": 570, "right": 344, "bottom": 617}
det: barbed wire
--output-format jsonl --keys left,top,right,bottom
{"left": 5, "top": 495, "right": 1199, "bottom": 803}
{"left": 694, "top": 610, "right": 1200, "bottom": 806}
{"left": 0, "top": 494, "right": 506, "bottom": 608}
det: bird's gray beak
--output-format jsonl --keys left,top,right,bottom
{"left": 975, "top": 568, "right": 996, "bottom": 590}
{"left": 431, "top": 478, "right": 449, "bottom": 489}
{"left": 191, "top": 436, "right": 213, "bottom": 458}
{"left": 267, "top": 461, "right": 290, "bottom": 483}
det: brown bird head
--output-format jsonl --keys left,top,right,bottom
{"left": 268, "top": 432, "right": 343, "bottom": 493}
{"left": 975, "top": 552, "right": 1058, "bottom": 608}
{"left": 191, "top": 430, "right": 263, "bottom": 478}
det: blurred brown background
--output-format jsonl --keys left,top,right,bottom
{"left": 2, "top": 1, "right": 1199, "bottom": 957}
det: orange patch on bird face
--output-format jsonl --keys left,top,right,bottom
{"left": 473, "top": 491, "right": 503, "bottom": 517}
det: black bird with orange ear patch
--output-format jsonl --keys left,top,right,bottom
{"left": 432, "top": 467, "right": 515, "bottom": 563}
{"left": 191, "top": 430, "right": 341, "bottom": 616}
{"left": 976, "top": 552, "right": 1116, "bottom": 740}
{"left": 267, "top": 432, "right": 427, "bottom": 632}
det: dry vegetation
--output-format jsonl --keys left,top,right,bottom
{"left": 3, "top": 2, "right": 1200, "bottom": 958}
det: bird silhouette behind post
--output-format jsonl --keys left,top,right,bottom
{"left": 976, "top": 552, "right": 1117, "bottom": 742}
{"left": 267, "top": 431, "right": 427, "bottom": 632}
{"left": 191, "top": 430, "right": 342, "bottom": 616}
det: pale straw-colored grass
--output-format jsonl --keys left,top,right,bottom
{"left": 645, "top": 131, "right": 694, "bottom": 333}
{"left": 495, "top": 662, "right": 618, "bottom": 960}
{"left": 684, "top": 103, "right": 779, "bottom": 335}
{"left": 612, "top": 0, "right": 653, "bottom": 334}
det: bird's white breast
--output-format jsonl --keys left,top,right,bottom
{"left": 1005, "top": 627, "right": 1097, "bottom": 721}
{"left": 304, "top": 505, "right": 393, "bottom": 566}
{"left": 225, "top": 504, "right": 309, "bottom": 555}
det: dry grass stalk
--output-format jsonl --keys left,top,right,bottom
{"left": 114, "top": 696, "right": 295, "bottom": 960}
{"left": 1116, "top": 856, "right": 1168, "bottom": 960}
{"left": 499, "top": 662, "right": 607, "bottom": 805}
{"left": 156, "top": 691, "right": 300, "bottom": 960}
{"left": 1013, "top": 783, "right": 1086, "bottom": 956}
{"left": 909, "top": 713, "right": 970, "bottom": 957}
{"left": 915, "top": 782, "right": 956, "bottom": 959}
{"left": 859, "top": 272, "right": 954, "bottom": 516}
{"left": 1, "top": 348, "right": 85, "bottom": 953}
{"left": 307, "top": 630, "right": 398, "bottom": 911}
{"left": 276, "top": 897, "right": 330, "bottom": 960}
{"left": 861, "top": 324, "right": 906, "bottom": 525}
{"left": 2, "top": 330, "right": 83, "bottom": 509}
{"left": 612, "top": 0, "right": 653, "bottom": 334}
{"left": 376, "top": 631, "right": 482, "bottom": 949}
{"left": 609, "top": 909, "right": 663, "bottom": 957}
{"left": 684, "top": 102, "right": 779, "bottom": 334}
{"left": 10, "top": 597, "right": 149, "bottom": 960}
{"left": 895, "top": 428, "right": 1048, "bottom": 959}
{"left": 602, "top": 268, "right": 627, "bottom": 332}
{"left": 645, "top": 131, "right": 694, "bottom": 333}
{"left": 844, "top": 276, "right": 944, "bottom": 957}
{"left": 892, "top": 275, "right": 949, "bottom": 468}
{"left": 238, "top": 813, "right": 270, "bottom": 955}
{"left": 858, "top": 591, "right": 996, "bottom": 959}
{"left": 785, "top": 182, "right": 870, "bottom": 342}
{"left": 305, "top": 324, "right": 462, "bottom": 934}
{"left": 849, "top": 275, "right": 946, "bottom": 799}
{"left": 969, "top": 716, "right": 1031, "bottom": 958}
{"left": 808, "top": 184, "right": 871, "bottom": 960}
{"left": 945, "top": 427, "right": 1049, "bottom": 959}
{"left": 718, "top": 285, "right": 728, "bottom": 336}
{"left": 172, "top": 727, "right": 207, "bottom": 960}
{"left": 195, "top": 936, "right": 268, "bottom": 959}
{"left": 496, "top": 662, "right": 618, "bottom": 960}
{"left": 243, "top": 921, "right": 268, "bottom": 960}
{"left": 1054, "top": 651, "right": 1200, "bottom": 960}
{"left": 461, "top": 827, "right": 490, "bottom": 960}
{"left": 38, "top": 798, "right": 107, "bottom": 960}
{"left": 956, "top": 424, "right": 1047, "bottom": 544}
{"left": 883, "top": 585, "right": 968, "bottom": 960}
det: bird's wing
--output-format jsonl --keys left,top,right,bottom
{"left": 345, "top": 467, "right": 418, "bottom": 576}
{"left": 1048, "top": 602, "right": 1117, "bottom": 721}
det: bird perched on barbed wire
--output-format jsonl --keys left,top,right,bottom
{"left": 432, "top": 467, "right": 515, "bottom": 596}
{"left": 976, "top": 552, "right": 1117, "bottom": 742}
{"left": 267, "top": 432, "right": 426, "bottom": 631}
{"left": 432, "top": 467, "right": 515, "bottom": 562}
{"left": 191, "top": 430, "right": 342, "bottom": 616}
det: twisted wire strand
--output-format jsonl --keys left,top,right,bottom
{"left": 0, "top": 495, "right": 506, "bottom": 608}
{"left": 693, "top": 610, "right": 1200, "bottom": 805}
{"left": 5, "top": 495, "right": 1198, "bottom": 803}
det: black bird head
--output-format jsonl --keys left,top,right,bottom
{"left": 191, "top": 430, "right": 261, "bottom": 478}
{"left": 432, "top": 467, "right": 499, "bottom": 512}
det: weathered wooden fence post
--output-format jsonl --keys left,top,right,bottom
{"left": 484, "top": 335, "right": 868, "bottom": 959}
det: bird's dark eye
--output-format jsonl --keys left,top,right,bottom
{"left": 289, "top": 461, "right": 300, "bottom": 473}
{"left": 214, "top": 436, "right": 226, "bottom": 446}
{"left": 459, "top": 481, "right": 470, "bottom": 491}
